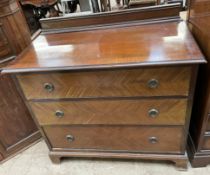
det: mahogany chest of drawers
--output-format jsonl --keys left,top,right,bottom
{"left": 3, "top": 20, "right": 205, "bottom": 169}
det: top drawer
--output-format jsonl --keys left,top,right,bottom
{"left": 17, "top": 67, "right": 191, "bottom": 100}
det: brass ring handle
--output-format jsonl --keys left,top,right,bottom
{"left": 148, "top": 109, "right": 159, "bottom": 118}
{"left": 147, "top": 79, "right": 159, "bottom": 89}
{"left": 66, "top": 135, "right": 75, "bottom": 142}
{"left": 55, "top": 110, "right": 64, "bottom": 118}
{"left": 148, "top": 137, "right": 158, "bottom": 144}
{"left": 44, "top": 83, "right": 54, "bottom": 92}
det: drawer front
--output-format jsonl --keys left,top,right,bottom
{"left": 31, "top": 99, "right": 188, "bottom": 125}
{"left": 17, "top": 67, "right": 191, "bottom": 100}
{"left": 202, "top": 136, "right": 210, "bottom": 150}
{"left": 44, "top": 126, "right": 183, "bottom": 153}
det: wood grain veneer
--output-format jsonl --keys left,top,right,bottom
{"left": 44, "top": 125, "right": 183, "bottom": 153}
{"left": 17, "top": 67, "right": 191, "bottom": 100}
{"left": 30, "top": 99, "right": 187, "bottom": 126}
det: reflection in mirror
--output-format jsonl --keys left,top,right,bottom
{"left": 19, "top": 0, "right": 186, "bottom": 35}
{"left": 58, "top": 0, "right": 185, "bottom": 17}
{"left": 39, "top": 3, "right": 183, "bottom": 33}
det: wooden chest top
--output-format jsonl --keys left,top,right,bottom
{"left": 2, "top": 21, "right": 205, "bottom": 73}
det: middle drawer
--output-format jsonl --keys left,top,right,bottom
{"left": 30, "top": 98, "right": 187, "bottom": 125}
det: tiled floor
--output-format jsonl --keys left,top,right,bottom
{"left": 0, "top": 140, "right": 210, "bottom": 175}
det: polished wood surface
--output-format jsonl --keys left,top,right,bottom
{"left": 17, "top": 67, "right": 191, "bottom": 99}
{"left": 30, "top": 99, "right": 187, "bottom": 125}
{"left": 3, "top": 21, "right": 205, "bottom": 73}
{"left": 0, "top": 0, "right": 41, "bottom": 162}
{"left": 44, "top": 126, "right": 183, "bottom": 153}
{"left": 187, "top": 0, "right": 210, "bottom": 168}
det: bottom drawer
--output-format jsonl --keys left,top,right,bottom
{"left": 44, "top": 126, "right": 183, "bottom": 153}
